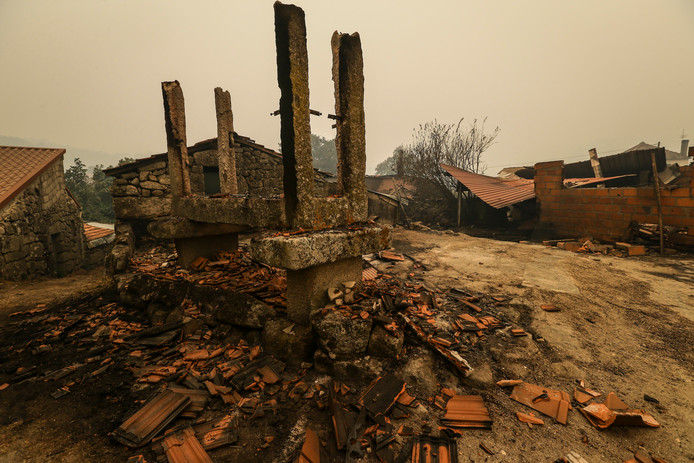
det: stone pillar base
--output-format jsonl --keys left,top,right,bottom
{"left": 175, "top": 232, "right": 238, "bottom": 267}
{"left": 286, "top": 256, "right": 362, "bottom": 325}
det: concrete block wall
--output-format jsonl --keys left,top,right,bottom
{"left": 534, "top": 161, "right": 694, "bottom": 241}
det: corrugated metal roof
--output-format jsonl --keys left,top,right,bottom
{"left": 441, "top": 164, "right": 633, "bottom": 209}
{"left": 0, "top": 146, "right": 66, "bottom": 210}
{"left": 440, "top": 164, "right": 535, "bottom": 209}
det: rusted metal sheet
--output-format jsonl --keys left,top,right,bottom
{"left": 112, "top": 389, "right": 191, "bottom": 448}
{"left": 441, "top": 395, "right": 492, "bottom": 429}
{"left": 441, "top": 163, "right": 535, "bottom": 208}
{"left": 440, "top": 163, "right": 635, "bottom": 209}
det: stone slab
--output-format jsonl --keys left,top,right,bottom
{"left": 148, "top": 217, "right": 247, "bottom": 239}
{"left": 174, "top": 195, "right": 362, "bottom": 230}
{"left": 113, "top": 197, "right": 172, "bottom": 219}
{"left": 251, "top": 225, "right": 391, "bottom": 271}
{"left": 286, "top": 256, "right": 362, "bottom": 325}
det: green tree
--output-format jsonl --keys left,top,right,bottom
{"left": 64, "top": 158, "right": 115, "bottom": 223}
{"left": 311, "top": 134, "right": 337, "bottom": 173}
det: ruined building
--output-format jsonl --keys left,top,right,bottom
{"left": 103, "top": 134, "right": 334, "bottom": 269}
{"left": 0, "top": 146, "right": 84, "bottom": 279}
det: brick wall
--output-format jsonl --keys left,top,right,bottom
{"left": 534, "top": 160, "right": 694, "bottom": 241}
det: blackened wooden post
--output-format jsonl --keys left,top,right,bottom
{"left": 275, "top": 2, "right": 314, "bottom": 227}
{"left": 214, "top": 87, "right": 238, "bottom": 195}
{"left": 162, "top": 81, "right": 192, "bottom": 198}
{"left": 332, "top": 31, "right": 368, "bottom": 220}
{"left": 650, "top": 152, "right": 664, "bottom": 254}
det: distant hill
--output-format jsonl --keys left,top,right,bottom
{"left": 0, "top": 135, "right": 128, "bottom": 171}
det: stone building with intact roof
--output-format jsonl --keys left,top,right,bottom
{"left": 0, "top": 146, "right": 85, "bottom": 279}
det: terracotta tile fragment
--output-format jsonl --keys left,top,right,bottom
{"left": 516, "top": 411, "right": 545, "bottom": 425}
{"left": 509, "top": 382, "right": 571, "bottom": 424}
{"left": 541, "top": 304, "right": 560, "bottom": 312}
{"left": 112, "top": 389, "right": 191, "bottom": 448}
{"left": 297, "top": 427, "right": 320, "bottom": 463}
{"left": 496, "top": 379, "right": 523, "bottom": 388}
{"left": 441, "top": 395, "right": 492, "bottom": 429}
{"left": 580, "top": 392, "right": 660, "bottom": 429}
{"left": 573, "top": 388, "right": 595, "bottom": 404}
{"left": 162, "top": 427, "right": 212, "bottom": 463}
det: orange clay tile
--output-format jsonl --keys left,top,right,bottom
{"left": 509, "top": 382, "right": 571, "bottom": 424}
{"left": 162, "top": 427, "right": 212, "bottom": 463}
{"left": 516, "top": 411, "right": 545, "bottom": 425}
{"left": 441, "top": 395, "right": 492, "bottom": 429}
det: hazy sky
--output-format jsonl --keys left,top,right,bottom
{"left": 2, "top": 0, "right": 693, "bottom": 173}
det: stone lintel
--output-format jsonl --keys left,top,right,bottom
{"left": 214, "top": 87, "right": 238, "bottom": 195}
{"left": 174, "top": 195, "right": 355, "bottom": 229}
{"left": 147, "top": 217, "right": 247, "bottom": 239}
{"left": 175, "top": 233, "right": 239, "bottom": 267}
{"left": 275, "top": 2, "right": 315, "bottom": 228}
{"left": 175, "top": 196, "right": 287, "bottom": 228}
{"left": 250, "top": 225, "right": 391, "bottom": 271}
{"left": 113, "top": 197, "right": 172, "bottom": 220}
{"left": 162, "top": 81, "right": 192, "bottom": 198}
{"left": 332, "top": 31, "right": 368, "bottom": 220}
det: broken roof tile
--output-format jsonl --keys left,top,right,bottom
{"left": 112, "top": 389, "right": 191, "bottom": 448}
{"left": 162, "top": 427, "right": 213, "bottom": 463}
{"left": 580, "top": 392, "right": 660, "bottom": 429}
{"left": 516, "top": 411, "right": 545, "bottom": 425}
{"left": 441, "top": 395, "right": 492, "bottom": 429}
{"left": 509, "top": 382, "right": 571, "bottom": 425}
{"left": 357, "top": 373, "right": 406, "bottom": 418}
{"left": 297, "top": 427, "right": 320, "bottom": 463}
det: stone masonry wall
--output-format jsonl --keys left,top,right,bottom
{"left": 0, "top": 158, "right": 84, "bottom": 280}
{"left": 109, "top": 141, "right": 334, "bottom": 242}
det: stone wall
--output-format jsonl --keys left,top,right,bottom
{"left": 109, "top": 138, "right": 335, "bottom": 242}
{"left": 0, "top": 158, "right": 84, "bottom": 280}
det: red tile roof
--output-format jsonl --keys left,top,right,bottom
{"left": 83, "top": 223, "right": 115, "bottom": 241}
{"left": 0, "top": 146, "right": 66, "bottom": 210}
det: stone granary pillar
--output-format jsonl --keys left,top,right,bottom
{"left": 214, "top": 87, "right": 238, "bottom": 195}
{"left": 157, "top": 81, "right": 240, "bottom": 266}
{"left": 162, "top": 81, "right": 192, "bottom": 198}
{"left": 274, "top": 2, "right": 315, "bottom": 229}
{"left": 332, "top": 31, "right": 368, "bottom": 220}
{"left": 250, "top": 3, "right": 389, "bottom": 326}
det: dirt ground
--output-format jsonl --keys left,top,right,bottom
{"left": 388, "top": 228, "right": 694, "bottom": 462}
{"left": 0, "top": 229, "right": 692, "bottom": 462}
{"left": 0, "top": 268, "right": 112, "bottom": 323}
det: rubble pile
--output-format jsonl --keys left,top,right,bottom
{"left": 0, "top": 247, "right": 670, "bottom": 462}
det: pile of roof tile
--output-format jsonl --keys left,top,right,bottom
{"left": 130, "top": 248, "right": 287, "bottom": 310}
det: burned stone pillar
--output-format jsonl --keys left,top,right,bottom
{"left": 162, "top": 81, "right": 192, "bottom": 198}
{"left": 214, "top": 87, "right": 238, "bottom": 195}
{"left": 275, "top": 2, "right": 315, "bottom": 228}
{"left": 332, "top": 31, "right": 367, "bottom": 221}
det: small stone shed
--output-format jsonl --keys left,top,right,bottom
{"left": 103, "top": 134, "right": 334, "bottom": 269}
{"left": 0, "top": 146, "right": 84, "bottom": 279}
